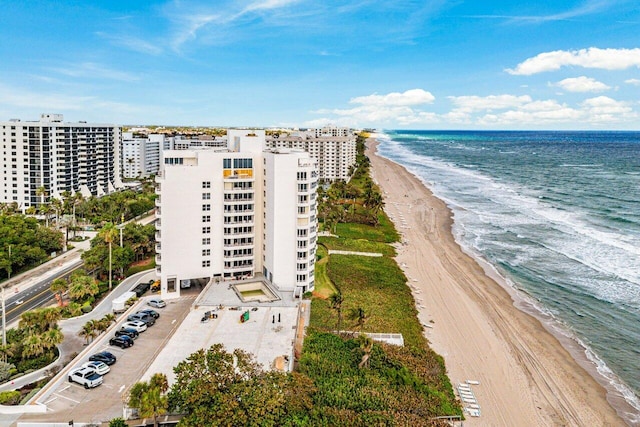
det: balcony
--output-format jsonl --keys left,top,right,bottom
{"left": 155, "top": 243, "right": 161, "bottom": 253}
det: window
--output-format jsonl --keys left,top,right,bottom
{"left": 223, "top": 158, "right": 231, "bottom": 168}
{"left": 202, "top": 215, "right": 211, "bottom": 222}
{"left": 202, "top": 181, "right": 211, "bottom": 188}
{"left": 202, "top": 193, "right": 210, "bottom": 200}
{"left": 164, "top": 157, "right": 184, "bottom": 165}
{"left": 202, "top": 227, "right": 211, "bottom": 234}
{"left": 296, "top": 274, "right": 307, "bottom": 282}
{"left": 233, "top": 158, "right": 252, "bottom": 168}
{"left": 297, "top": 172, "right": 307, "bottom": 180}
{"left": 202, "top": 249, "right": 211, "bottom": 256}
{"left": 202, "top": 204, "right": 211, "bottom": 211}
{"left": 202, "top": 260, "right": 211, "bottom": 267}
{"left": 202, "top": 238, "right": 211, "bottom": 245}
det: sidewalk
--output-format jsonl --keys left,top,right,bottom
{"left": 1, "top": 232, "right": 95, "bottom": 297}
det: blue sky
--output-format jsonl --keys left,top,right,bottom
{"left": 1, "top": 0, "right": 639, "bottom": 129}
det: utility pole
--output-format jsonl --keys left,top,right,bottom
{"left": 119, "top": 213, "right": 124, "bottom": 247}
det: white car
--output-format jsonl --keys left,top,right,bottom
{"left": 82, "top": 360, "right": 110, "bottom": 375}
{"left": 148, "top": 298, "right": 166, "bottom": 308}
{"left": 68, "top": 367, "right": 103, "bottom": 389}
{"left": 121, "top": 320, "right": 147, "bottom": 332}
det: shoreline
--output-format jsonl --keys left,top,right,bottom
{"left": 366, "top": 137, "right": 628, "bottom": 426}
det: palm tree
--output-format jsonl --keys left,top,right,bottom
{"left": 348, "top": 307, "right": 368, "bottom": 334}
{"left": 0, "top": 344, "right": 15, "bottom": 363}
{"left": 357, "top": 334, "right": 374, "bottom": 369}
{"left": 50, "top": 278, "right": 68, "bottom": 305}
{"left": 42, "top": 326, "right": 64, "bottom": 351}
{"left": 79, "top": 322, "right": 97, "bottom": 345}
{"left": 50, "top": 197, "right": 63, "bottom": 230}
{"left": 22, "top": 334, "right": 45, "bottom": 359}
{"left": 69, "top": 275, "right": 99, "bottom": 302}
{"left": 40, "top": 307, "right": 62, "bottom": 331}
{"left": 102, "top": 313, "right": 116, "bottom": 325}
{"left": 100, "top": 222, "right": 118, "bottom": 290}
{"left": 329, "top": 292, "right": 344, "bottom": 333}
{"left": 128, "top": 373, "right": 169, "bottom": 427}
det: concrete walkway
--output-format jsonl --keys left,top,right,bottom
{"left": 328, "top": 250, "right": 383, "bottom": 257}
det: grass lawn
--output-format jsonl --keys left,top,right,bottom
{"left": 319, "top": 236, "right": 396, "bottom": 257}
{"left": 313, "top": 244, "right": 337, "bottom": 299}
{"left": 334, "top": 213, "right": 399, "bottom": 243}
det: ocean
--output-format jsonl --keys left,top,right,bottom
{"left": 376, "top": 130, "right": 640, "bottom": 422}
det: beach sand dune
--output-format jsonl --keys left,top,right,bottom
{"left": 367, "top": 138, "right": 624, "bottom": 426}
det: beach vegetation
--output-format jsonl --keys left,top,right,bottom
{"left": 312, "top": 244, "right": 338, "bottom": 299}
{"left": 304, "top": 134, "right": 461, "bottom": 422}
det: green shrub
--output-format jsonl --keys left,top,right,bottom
{"left": 109, "top": 418, "right": 128, "bottom": 427}
{"left": 0, "top": 361, "right": 15, "bottom": 382}
{"left": 19, "top": 387, "right": 41, "bottom": 405}
{"left": 15, "top": 352, "right": 55, "bottom": 373}
{"left": 0, "top": 390, "right": 21, "bottom": 405}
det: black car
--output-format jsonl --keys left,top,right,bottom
{"left": 109, "top": 335, "right": 134, "bottom": 349}
{"left": 89, "top": 351, "right": 117, "bottom": 365}
{"left": 115, "top": 327, "right": 139, "bottom": 340}
{"left": 127, "top": 312, "right": 155, "bottom": 326}
{"left": 137, "top": 309, "right": 160, "bottom": 319}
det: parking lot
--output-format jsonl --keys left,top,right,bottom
{"left": 19, "top": 295, "right": 195, "bottom": 425}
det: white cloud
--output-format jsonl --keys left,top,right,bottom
{"left": 506, "top": 47, "right": 640, "bottom": 75}
{"left": 96, "top": 32, "right": 163, "bottom": 55}
{"left": 625, "top": 78, "right": 640, "bottom": 86}
{"left": 243, "top": 0, "right": 299, "bottom": 13}
{"left": 554, "top": 76, "right": 610, "bottom": 92}
{"left": 48, "top": 62, "right": 140, "bottom": 82}
{"left": 312, "top": 88, "right": 639, "bottom": 129}
{"left": 580, "top": 96, "right": 636, "bottom": 122}
{"left": 350, "top": 89, "right": 435, "bottom": 107}
{"left": 0, "top": 84, "right": 139, "bottom": 114}
{"left": 448, "top": 94, "right": 532, "bottom": 112}
{"left": 309, "top": 89, "right": 438, "bottom": 126}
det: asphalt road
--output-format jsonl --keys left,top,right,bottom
{"left": 1, "top": 260, "right": 84, "bottom": 326}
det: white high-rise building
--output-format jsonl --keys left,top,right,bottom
{"left": 266, "top": 129, "right": 356, "bottom": 182}
{"left": 122, "top": 132, "right": 163, "bottom": 178}
{"left": 0, "top": 114, "right": 121, "bottom": 210}
{"left": 155, "top": 129, "right": 318, "bottom": 299}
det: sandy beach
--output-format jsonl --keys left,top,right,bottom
{"left": 367, "top": 137, "right": 625, "bottom": 426}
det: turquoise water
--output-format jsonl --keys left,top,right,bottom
{"left": 377, "top": 130, "right": 640, "bottom": 422}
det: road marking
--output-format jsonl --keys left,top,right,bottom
{"left": 56, "top": 391, "right": 81, "bottom": 403}
{"left": 118, "top": 385, "right": 125, "bottom": 393}
{"left": 171, "top": 319, "right": 176, "bottom": 324}
{"left": 44, "top": 396, "right": 58, "bottom": 404}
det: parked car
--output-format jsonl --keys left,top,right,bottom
{"left": 148, "top": 298, "right": 166, "bottom": 308}
{"left": 89, "top": 351, "right": 117, "bottom": 365}
{"left": 137, "top": 309, "right": 159, "bottom": 319}
{"left": 69, "top": 367, "right": 103, "bottom": 389}
{"left": 122, "top": 320, "right": 147, "bottom": 333}
{"left": 109, "top": 335, "right": 134, "bottom": 349}
{"left": 115, "top": 327, "right": 139, "bottom": 340}
{"left": 82, "top": 361, "right": 110, "bottom": 376}
{"left": 127, "top": 312, "right": 155, "bottom": 326}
